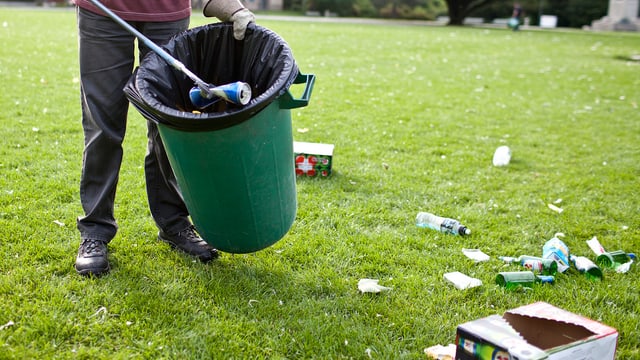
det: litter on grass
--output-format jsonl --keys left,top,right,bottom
{"left": 586, "top": 236, "right": 606, "bottom": 255}
{"left": 425, "top": 343, "right": 456, "bottom": 359}
{"left": 586, "top": 236, "right": 635, "bottom": 273}
{"left": 547, "top": 203, "right": 563, "bottom": 213}
{"left": 543, "top": 233, "right": 570, "bottom": 273}
{"left": 616, "top": 260, "right": 633, "bottom": 273}
{"left": 462, "top": 248, "right": 490, "bottom": 262}
{"left": 0, "top": 320, "right": 14, "bottom": 331}
{"left": 89, "top": 306, "right": 107, "bottom": 318}
{"left": 357, "top": 279, "right": 392, "bottom": 293}
{"left": 492, "top": 145, "right": 511, "bottom": 166}
{"left": 444, "top": 271, "right": 482, "bottom": 290}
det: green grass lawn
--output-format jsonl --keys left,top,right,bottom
{"left": 1, "top": 7, "right": 639, "bottom": 359}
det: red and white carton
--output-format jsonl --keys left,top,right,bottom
{"left": 294, "top": 141, "right": 334, "bottom": 177}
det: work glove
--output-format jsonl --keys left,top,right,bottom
{"left": 203, "top": 0, "right": 256, "bottom": 40}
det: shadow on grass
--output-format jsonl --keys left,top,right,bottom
{"left": 613, "top": 54, "right": 640, "bottom": 62}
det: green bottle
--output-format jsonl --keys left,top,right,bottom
{"left": 596, "top": 250, "right": 631, "bottom": 269}
{"left": 499, "top": 255, "right": 558, "bottom": 276}
{"left": 570, "top": 255, "right": 603, "bottom": 281}
{"left": 496, "top": 271, "right": 555, "bottom": 290}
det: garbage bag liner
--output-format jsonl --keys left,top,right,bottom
{"left": 124, "top": 22, "right": 299, "bottom": 132}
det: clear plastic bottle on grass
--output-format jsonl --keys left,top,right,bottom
{"left": 416, "top": 212, "right": 470, "bottom": 236}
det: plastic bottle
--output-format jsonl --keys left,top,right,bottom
{"left": 499, "top": 255, "right": 558, "bottom": 276}
{"left": 496, "top": 271, "right": 554, "bottom": 290}
{"left": 415, "top": 212, "right": 470, "bottom": 236}
{"left": 569, "top": 255, "right": 603, "bottom": 281}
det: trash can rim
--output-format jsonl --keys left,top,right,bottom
{"left": 128, "top": 22, "right": 299, "bottom": 132}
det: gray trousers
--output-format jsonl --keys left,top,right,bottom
{"left": 77, "top": 8, "right": 191, "bottom": 242}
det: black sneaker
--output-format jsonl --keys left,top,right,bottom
{"left": 158, "top": 226, "right": 219, "bottom": 263}
{"left": 75, "top": 238, "right": 110, "bottom": 276}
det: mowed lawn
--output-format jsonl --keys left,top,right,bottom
{"left": 0, "top": 7, "right": 639, "bottom": 359}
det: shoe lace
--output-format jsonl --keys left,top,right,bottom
{"left": 178, "top": 226, "right": 202, "bottom": 243}
{"left": 81, "top": 239, "right": 105, "bottom": 255}
{"left": 175, "top": 227, "right": 218, "bottom": 256}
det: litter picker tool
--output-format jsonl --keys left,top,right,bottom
{"left": 88, "top": 0, "right": 251, "bottom": 107}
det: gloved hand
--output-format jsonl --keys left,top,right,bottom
{"left": 229, "top": 9, "right": 255, "bottom": 40}
{"left": 203, "top": 0, "right": 256, "bottom": 40}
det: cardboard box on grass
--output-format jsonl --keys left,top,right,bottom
{"left": 455, "top": 301, "right": 618, "bottom": 360}
{"left": 294, "top": 141, "right": 334, "bottom": 177}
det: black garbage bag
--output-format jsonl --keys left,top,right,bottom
{"left": 124, "top": 22, "right": 299, "bottom": 132}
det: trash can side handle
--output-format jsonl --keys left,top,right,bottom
{"left": 280, "top": 72, "right": 315, "bottom": 109}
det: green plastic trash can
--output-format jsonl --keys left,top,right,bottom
{"left": 124, "top": 23, "right": 314, "bottom": 253}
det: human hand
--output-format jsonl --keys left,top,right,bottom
{"left": 203, "top": 0, "right": 255, "bottom": 40}
{"left": 229, "top": 9, "right": 255, "bottom": 40}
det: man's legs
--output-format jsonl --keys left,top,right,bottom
{"left": 139, "top": 20, "right": 219, "bottom": 262}
{"left": 75, "top": 11, "right": 218, "bottom": 276}
{"left": 75, "top": 8, "right": 137, "bottom": 276}
{"left": 135, "top": 19, "right": 192, "bottom": 235}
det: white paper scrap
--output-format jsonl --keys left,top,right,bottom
{"left": 492, "top": 146, "right": 511, "bottom": 166}
{"left": 547, "top": 203, "right": 564, "bottom": 213}
{"left": 586, "top": 236, "right": 606, "bottom": 255}
{"left": 425, "top": 343, "right": 456, "bottom": 360}
{"left": 616, "top": 260, "right": 633, "bottom": 274}
{"left": 357, "top": 279, "right": 392, "bottom": 293}
{"left": 462, "top": 248, "right": 490, "bottom": 262}
{"left": 444, "top": 272, "right": 482, "bottom": 290}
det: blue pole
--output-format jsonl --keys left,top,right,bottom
{"left": 87, "top": 0, "right": 212, "bottom": 94}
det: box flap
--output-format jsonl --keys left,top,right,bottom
{"left": 456, "top": 302, "right": 618, "bottom": 360}
{"left": 503, "top": 312, "right": 595, "bottom": 350}
{"left": 293, "top": 141, "right": 334, "bottom": 156}
{"left": 506, "top": 302, "right": 617, "bottom": 336}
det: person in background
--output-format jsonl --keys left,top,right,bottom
{"left": 73, "top": 0, "right": 255, "bottom": 276}
{"left": 509, "top": 2, "right": 523, "bottom": 30}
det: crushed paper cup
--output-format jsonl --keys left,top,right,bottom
{"left": 444, "top": 272, "right": 482, "bottom": 290}
{"left": 462, "top": 248, "right": 490, "bottom": 262}
{"left": 358, "top": 279, "right": 392, "bottom": 293}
